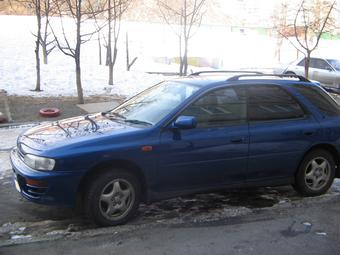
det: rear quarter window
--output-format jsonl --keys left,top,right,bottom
{"left": 247, "top": 85, "right": 305, "bottom": 121}
{"left": 293, "top": 85, "right": 340, "bottom": 117}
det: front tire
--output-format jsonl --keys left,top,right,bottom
{"left": 85, "top": 170, "right": 141, "bottom": 226}
{"left": 293, "top": 149, "right": 335, "bottom": 196}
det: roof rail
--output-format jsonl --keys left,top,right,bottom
{"left": 189, "top": 70, "right": 263, "bottom": 76}
{"left": 227, "top": 74, "right": 310, "bottom": 82}
{"left": 321, "top": 86, "right": 340, "bottom": 95}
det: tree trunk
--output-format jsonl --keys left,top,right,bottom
{"left": 42, "top": 15, "right": 49, "bottom": 65}
{"left": 108, "top": 46, "right": 117, "bottom": 85}
{"left": 34, "top": 1, "right": 42, "bottom": 91}
{"left": 183, "top": 38, "right": 188, "bottom": 76}
{"left": 98, "top": 33, "right": 102, "bottom": 65}
{"left": 105, "top": 46, "right": 110, "bottom": 66}
{"left": 179, "top": 35, "right": 183, "bottom": 76}
{"left": 42, "top": 44, "right": 48, "bottom": 64}
{"left": 75, "top": 56, "right": 84, "bottom": 104}
{"left": 75, "top": 7, "right": 84, "bottom": 104}
{"left": 107, "top": 0, "right": 113, "bottom": 84}
{"left": 126, "top": 32, "right": 129, "bottom": 71}
{"left": 304, "top": 51, "right": 311, "bottom": 79}
{"left": 108, "top": 64, "right": 113, "bottom": 85}
{"left": 275, "top": 38, "right": 283, "bottom": 62}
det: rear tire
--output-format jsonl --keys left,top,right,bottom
{"left": 293, "top": 149, "right": 335, "bottom": 196}
{"left": 84, "top": 170, "right": 141, "bottom": 226}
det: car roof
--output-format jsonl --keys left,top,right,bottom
{"left": 170, "top": 72, "right": 318, "bottom": 89}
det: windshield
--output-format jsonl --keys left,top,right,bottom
{"left": 106, "top": 81, "right": 200, "bottom": 125}
{"left": 327, "top": 59, "right": 340, "bottom": 71}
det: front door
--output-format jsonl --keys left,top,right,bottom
{"left": 157, "top": 86, "right": 249, "bottom": 192}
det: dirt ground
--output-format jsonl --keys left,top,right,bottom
{"left": 1, "top": 91, "right": 340, "bottom": 125}
{"left": 0, "top": 95, "right": 123, "bottom": 124}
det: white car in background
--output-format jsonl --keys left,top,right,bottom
{"left": 283, "top": 57, "right": 340, "bottom": 89}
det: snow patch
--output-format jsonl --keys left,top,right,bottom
{"left": 302, "top": 222, "right": 312, "bottom": 227}
{"left": 10, "top": 235, "right": 32, "bottom": 240}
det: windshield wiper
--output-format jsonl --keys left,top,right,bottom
{"left": 101, "top": 111, "right": 126, "bottom": 119}
{"left": 124, "top": 119, "right": 153, "bottom": 126}
{"left": 85, "top": 115, "right": 99, "bottom": 131}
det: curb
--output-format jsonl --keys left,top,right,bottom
{"left": 0, "top": 122, "right": 43, "bottom": 129}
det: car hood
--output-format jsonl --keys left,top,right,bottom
{"left": 18, "top": 113, "right": 140, "bottom": 150}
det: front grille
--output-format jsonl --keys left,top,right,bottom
{"left": 25, "top": 184, "right": 47, "bottom": 197}
{"left": 17, "top": 148, "right": 24, "bottom": 162}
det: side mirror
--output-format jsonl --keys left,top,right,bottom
{"left": 173, "top": 116, "right": 197, "bottom": 129}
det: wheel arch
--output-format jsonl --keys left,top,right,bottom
{"left": 299, "top": 143, "right": 340, "bottom": 178}
{"left": 284, "top": 71, "right": 296, "bottom": 75}
{"left": 77, "top": 159, "right": 149, "bottom": 206}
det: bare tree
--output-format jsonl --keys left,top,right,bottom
{"left": 105, "top": 0, "right": 130, "bottom": 85}
{"left": 40, "top": 0, "right": 56, "bottom": 64}
{"left": 272, "top": 2, "right": 289, "bottom": 62}
{"left": 11, "top": 0, "right": 57, "bottom": 91}
{"left": 33, "top": 0, "right": 42, "bottom": 91}
{"left": 125, "top": 32, "right": 137, "bottom": 71}
{"left": 158, "top": 0, "right": 206, "bottom": 76}
{"left": 278, "top": 0, "right": 336, "bottom": 78}
{"left": 98, "top": 31, "right": 102, "bottom": 65}
{"left": 51, "top": 0, "right": 104, "bottom": 104}
{"left": 11, "top": 0, "right": 43, "bottom": 90}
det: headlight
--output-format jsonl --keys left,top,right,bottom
{"left": 23, "top": 154, "right": 55, "bottom": 171}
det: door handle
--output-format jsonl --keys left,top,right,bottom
{"left": 231, "top": 138, "right": 243, "bottom": 143}
{"left": 303, "top": 131, "right": 314, "bottom": 136}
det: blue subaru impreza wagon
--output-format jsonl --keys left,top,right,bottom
{"left": 10, "top": 72, "right": 340, "bottom": 226}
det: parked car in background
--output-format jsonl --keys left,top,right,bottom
{"left": 10, "top": 72, "right": 340, "bottom": 226}
{"left": 282, "top": 57, "right": 340, "bottom": 89}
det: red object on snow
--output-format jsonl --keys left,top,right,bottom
{"left": 39, "top": 108, "right": 61, "bottom": 117}
{"left": 0, "top": 112, "right": 8, "bottom": 123}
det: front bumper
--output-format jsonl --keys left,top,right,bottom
{"left": 10, "top": 147, "right": 84, "bottom": 206}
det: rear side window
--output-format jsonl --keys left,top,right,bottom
{"left": 297, "top": 58, "right": 305, "bottom": 66}
{"left": 294, "top": 85, "right": 340, "bottom": 117}
{"left": 247, "top": 86, "right": 305, "bottom": 121}
{"left": 310, "top": 58, "right": 331, "bottom": 70}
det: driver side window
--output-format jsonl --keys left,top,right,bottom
{"left": 181, "top": 87, "right": 247, "bottom": 128}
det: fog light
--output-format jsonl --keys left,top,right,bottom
{"left": 26, "top": 178, "right": 48, "bottom": 188}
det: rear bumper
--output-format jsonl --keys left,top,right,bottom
{"left": 10, "top": 147, "right": 84, "bottom": 206}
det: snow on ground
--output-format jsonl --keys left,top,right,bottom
{"left": 0, "top": 15, "right": 340, "bottom": 99}
{"left": 0, "top": 16, "right": 168, "bottom": 98}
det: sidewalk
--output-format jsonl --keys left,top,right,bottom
{"left": 77, "top": 100, "right": 121, "bottom": 113}
{"left": 0, "top": 126, "right": 28, "bottom": 151}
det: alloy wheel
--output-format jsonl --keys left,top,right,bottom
{"left": 99, "top": 179, "right": 135, "bottom": 221}
{"left": 304, "top": 157, "right": 331, "bottom": 191}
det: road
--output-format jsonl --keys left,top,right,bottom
{"left": 0, "top": 125, "right": 340, "bottom": 254}
{"left": 2, "top": 201, "right": 340, "bottom": 255}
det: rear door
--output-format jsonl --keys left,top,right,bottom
{"left": 246, "top": 85, "right": 320, "bottom": 182}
